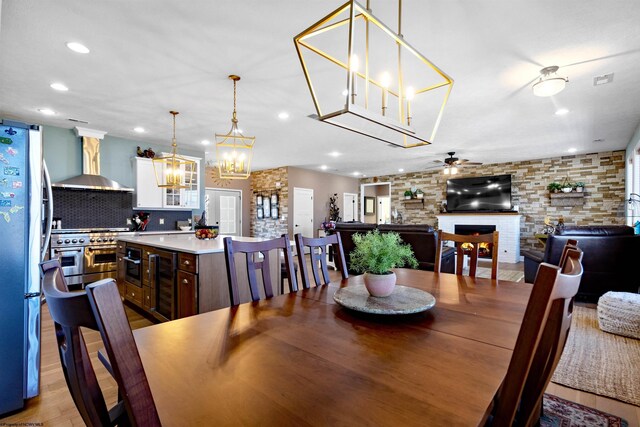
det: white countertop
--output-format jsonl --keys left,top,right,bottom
{"left": 116, "top": 234, "right": 274, "bottom": 254}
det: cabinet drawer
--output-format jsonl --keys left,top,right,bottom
{"left": 116, "top": 242, "right": 126, "bottom": 254}
{"left": 125, "top": 284, "right": 143, "bottom": 305}
{"left": 178, "top": 253, "right": 197, "bottom": 273}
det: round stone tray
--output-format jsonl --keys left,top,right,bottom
{"left": 333, "top": 285, "right": 436, "bottom": 315}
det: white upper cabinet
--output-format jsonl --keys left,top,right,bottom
{"left": 133, "top": 156, "right": 201, "bottom": 210}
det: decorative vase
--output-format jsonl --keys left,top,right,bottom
{"left": 576, "top": 187, "right": 583, "bottom": 193}
{"left": 363, "top": 272, "right": 397, "bottom": 297}
{"left": 417, "top": 193, "right": 424, "bottom": 199}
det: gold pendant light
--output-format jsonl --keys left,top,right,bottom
{"left": 216, "top": 75, "right": 255, "bottom": 179}
{"left": 294, "top": 0, "right": 454, "bottom": 148}
{"left": 152, "top": 111, "right": 196, "bottom": 188}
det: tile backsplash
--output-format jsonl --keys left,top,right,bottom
{"left": 52, "top": 188, "right": 191, "bottom": 230}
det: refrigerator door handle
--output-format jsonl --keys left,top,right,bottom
{"left": 41, "top": 160, "right": 53, "bottom": 262}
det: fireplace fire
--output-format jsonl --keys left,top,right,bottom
{"left": 454, "top": 225, "right": 497, "bottom": 259}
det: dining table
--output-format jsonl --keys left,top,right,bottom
{"left": 129, "top": 269, "right": 532, "bottom": 426}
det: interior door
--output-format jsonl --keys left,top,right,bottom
{"left": 293, "top": 187, "right": 314, "bottom": 238}
{"left": 343, "top": 193, "right": 357, "bottom": 222}
{"left": 205, "top": 189, "right": 241, "bottom": 236}
{"left": 377, "top": 196, "right": 391, "bottom": 224}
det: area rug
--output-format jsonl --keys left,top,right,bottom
{"left": 475, "top": 266, "right": 525, "bottom": 282}
{"left": 551, "top": 306, "right": 640, "bottom": 407}
{"left": 541, "top": 393, "right": 628, "bottom": 427}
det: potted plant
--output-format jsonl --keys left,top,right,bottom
{"left": 574, "top": 182, "right": 585, "bottom": 192}
{"left": 547, "top": 182, "right": 562, "bottom": 193}
{"left": 561, "top": 182, "right": 573, "bottom": 193}
{"left": 350, "top": 230, "right": 418, "bottom": 297}
{"left": 404, "top": 190, "right": 413, "bottom": 200}
{"left": 415, "top": 189, "right": 424, "bottom": 199}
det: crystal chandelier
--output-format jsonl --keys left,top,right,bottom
{"left": 294, "top": 0, "right": 454, "bottom": 148}
{"left": 215, "top": 75, "right": 255, "bottom": 179}
{"left": 152, "top": 111, "right": 196, "bottom": 188}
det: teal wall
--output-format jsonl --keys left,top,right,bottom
{"left": 42, "top": 125, "right": 206, "bottom": 215}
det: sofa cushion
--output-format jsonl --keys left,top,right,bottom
{"left": 557, "top": 225, "right": 634, "bottom": 236}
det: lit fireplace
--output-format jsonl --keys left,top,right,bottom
{"left": 454, "top": 225, "right": 497, "bottom": 259}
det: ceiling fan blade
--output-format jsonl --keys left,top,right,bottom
{"left": 463, "top": 162, "right": 483, "bottom": 166}
{"left": 424, "top": 164, "right": 444, "bottom": 170}
{"left": 505, "top": 76, "right": 538, "bottom": 100}
{"left": 561, "top": 48, "right": 640, "bottom": 69}
{"left": 455, "top": 159, "right": 470, "bottom": 164}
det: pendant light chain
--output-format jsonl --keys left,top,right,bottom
{"left": 232, "top": 78, "right": 238, "bottom": 124}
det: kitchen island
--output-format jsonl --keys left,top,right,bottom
{"left": 116, "top": 234, "right": 285, "bottom": 322}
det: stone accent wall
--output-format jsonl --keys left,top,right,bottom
{"left": 361, "top": 150, "right": 626, "bottom": 252}
{"left": 250, "top": 167, "right": 289, "bottom": 238}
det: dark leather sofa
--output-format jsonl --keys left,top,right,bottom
{"left": 522, "top": 225, "right": 640, "bottom": 302}
{"left": 334, "top": 222, "right": 455, "bottom": 274}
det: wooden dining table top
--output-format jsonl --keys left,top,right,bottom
{"left": 131, "top": 269, "right": 532, "bottom": 426}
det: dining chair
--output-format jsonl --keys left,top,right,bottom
{"left": 223, "top": 235, "right": 298, "bottom": 306}
{"left": 41, "top": 260, "right": 161, "bottom": 427}
{"left": 294, "top": 232, "right": 348, "bottom": 289}
{"left": 558, "top": 238, "right": 578, "bottom": 269}
{"left": 434, "top": 230, "right": 499, "bottom": 279}
{"left": 487, "top": 247, "right": 584, "bottom": 426}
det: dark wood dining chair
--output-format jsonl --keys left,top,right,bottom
{"left": 434, "top": 230, "right": 499, "bottom": 279}
{"left": 41, "top": 260, "right": 161, "bottom": 427}
{"left": 223, "top": 235, "right": 298, "bottom": 306}
{"left": 558, "top": 238, "right": 578, "bottom": 269}
{"left": 487, "top": 247, "right": 584, "bottom": 426}
{"left": 294, "top": 232, "right": 348, "bottom": 289}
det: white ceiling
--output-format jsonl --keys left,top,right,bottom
{"left": 1, "top": 0, "right": 640, "bottom": 177}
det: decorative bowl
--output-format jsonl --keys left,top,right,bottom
{"left": 179, "top": 226, "right": 192, "bottom": 231}
{"left": 194, "top": 225, "right": 219, "bottom": 240}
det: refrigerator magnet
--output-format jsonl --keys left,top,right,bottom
{"left": 4, "top": 166, "right": 19, "bottom": 176}
{"left": 12, "top": 181, "right": 22, "bottom": 188}
{"left": 0, "top": 200, "right": 11, "bottom": 207}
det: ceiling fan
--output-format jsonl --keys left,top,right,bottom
{"left": 425, "top": 152, "right": 483, "bottom": 174}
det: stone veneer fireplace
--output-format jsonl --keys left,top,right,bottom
{"left": 436, "top": 214, "right": 522, "bottom": 263}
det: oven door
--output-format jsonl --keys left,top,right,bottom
{"left": 51, "top": 247, "right": 84, "bottom": 276}
{"left": 123, "top": 247, "right": 142, "bottom": 287}
{"left": 84, "top": 245, "right": 117, "bottom": 274}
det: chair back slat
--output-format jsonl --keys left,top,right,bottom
{"left": 558, "top": 238, "right": 578, "bottom": 271}
{"left": 295, "top": 232, "right": 348, "bottom": 288}
{"left": 435, "top": 230, "right": 499, "bottom": 279}
{"left": 489, "top": 247, "right": 583, "bottom": 426}
{"left": 86, "top": 280, "right": 161, "bottom": 427}
{"left": 224, "top": 236, "right": 297, "bottom": 305}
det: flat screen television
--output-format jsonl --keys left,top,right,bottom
{"left": 446, "top": 174, "right": 512, "bottom": 212}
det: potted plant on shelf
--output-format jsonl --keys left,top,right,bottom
{"left": 415, "top": 189, "right": 424, "bottom": 199}
{"left": 547, "top": 182, "right": 562, "bottom": 193}
{"left": 404, "top": 190, "right": 413, "bottom": 200}
{"left": 574, "top": 182, "right": 585, "bottom": 193}
{"left": 350, "top": 230, "right": 418, "bottom": 297}
{"left": 561, "top": 182, "right": 574, "bottom": 193}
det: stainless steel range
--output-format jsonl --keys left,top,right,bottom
{"left": 50, "top": 228, "right": 132, "bottom": 288}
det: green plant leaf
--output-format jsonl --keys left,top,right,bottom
{"left": 349, "top": 229, "right": 419, "bottom": 275}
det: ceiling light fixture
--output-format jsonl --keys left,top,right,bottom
{"left": 320, "top": 165, "right": 328, "bottom": 170}
{"left": 50, "top": 83, "right": 69, "bottom": 91}
{"left": 532, "top": 66, "right": 568, "bottom": 97}
{"left": 555, "top": 108, "right": 569, "bottom": 116}
{"left": 353, "top": 171, "right": 361, "bottom": 176}
{"left": 152, "top": 111, "right": 196, "bottom": 189}
{"left": 66, "top": 42, "right": 90, "bottom": 54}
{"left": 398, "top": 168, "right": 404, "bottom": 172}
{"left": 216, "top": 75, "right": 255, "bottom": 179}
{"left": 294, "top": 0, "right": 454, "bottom": 148}
{"left": 201, "top": 140, "right": 211, "bottom": 145}
{"left": 278, "top": 112, "right": 290, "bottom": 120}
{"left": 133, "top": 127, "right": 146, "bottom": 133}
{"left": 568, "top": 147, "right": 577, "bottom": 153}
{"left": 328, "top": 151, "right": 341, "bottom": 157}
{"left": 38, "top": 108, "right": 56, "bottom": 116}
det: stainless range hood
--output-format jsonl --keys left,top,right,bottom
{"left": 53, "top": 127, "right": 134, "bottom": 192}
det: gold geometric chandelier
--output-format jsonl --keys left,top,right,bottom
{"left": 216, "top": 75, "right": 255, "bottom": 179}
{"left": 294, "top": 0, "right": 454, "bottom": 148}
{"left": 152, "top": 111, "right": 196, "bottom": 189}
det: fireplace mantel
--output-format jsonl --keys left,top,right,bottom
{"left": 436, "top": 213, "right": 522, "bottom": 263}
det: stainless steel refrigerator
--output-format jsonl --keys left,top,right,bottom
{"left": 0, "top": 119, "right": 53, "bottom": 415}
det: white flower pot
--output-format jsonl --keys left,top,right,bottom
{"left": 363, "top": 272, "right": 397, "bottom": 297}
{"left": 576, "top": 187, "right": 583, "bottom": 192}
{"left": 562, "top": 188, "right": 572, "bottom": 193}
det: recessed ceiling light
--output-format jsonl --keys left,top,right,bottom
{"left": 398, "top": 168, "right": 404, "bottom": 172}
{"left": 133, "top": 127, "right": 146, "bottom": 133}
{"left": 38, "top": 108, "right": 56, "bottom": 116}
{"left": 328, "top": 151, "right": 341, "bottom": 157}
{"left": 362, "top": 175, "right": 367, "bottom": 177}
{"left": 555, "top": 108, "right": 569, "bottom": 116}
{"left": 320, "top": 165, "right": 328, "bottom": 170}
{"left": 352, "top": 171, "right": 360, "bottom": 176}
{"left": 205, "top": 151, "right": 210, "bottom": 154}
{"left": 201, "top": 140, "right": 211, "bottom": 145}
{"left": 50, "top": 82, "right": 69, "bottom": 91}
{"left": 278, "top": 112, "right": 289, "bottom": 120}
{"left": 66, "top": 42, "right": 90, "bottom": 54}
{"left": 568, "top": 147, "right": 577, "bottom": 153}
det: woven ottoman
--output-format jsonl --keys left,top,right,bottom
{"left": 597, "top": 291, "right": 640, "bottom": 340}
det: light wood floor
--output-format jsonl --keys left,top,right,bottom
{"left": 2, "top": 261, "right": 638, "bottom": 426}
